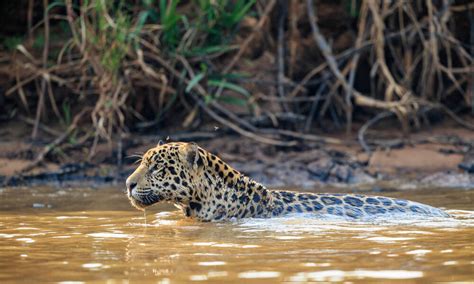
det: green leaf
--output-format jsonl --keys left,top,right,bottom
{"left": 33, "top": 34, "right": 45, "bottom": 50}
{"left": 47, "top": 1, "right": 65, "bottom": 12}
{"left": 204, "top": 95, "right": 213, "bottom": 104}
{"left": 208, "top": 79, "right": 250, "bottom": 97}
{"left": 135, "top": 10, "right": 152, "bottom": 32}
{"left": 186, "top": 73, "right": 205, "bottom": 92}
{"left": 186, "top": 44, "right": 234, "bottom": 56}
{"left": 2, "top": 36, "right": 23, "bottom": 51}
{"left": 230, "top": 0, "right": 256, "bottom": 25}
{"left": 217, "top": 96, "right": 247, "bottom": 106}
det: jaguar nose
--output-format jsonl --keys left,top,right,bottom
{"left": 126, "top": 179, "right": 137, "bottom": 195}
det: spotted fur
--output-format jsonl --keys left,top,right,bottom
{"left": 126, "top": 142, "right": 450, "bottom": 221}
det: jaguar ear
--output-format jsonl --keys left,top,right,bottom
{"left": 184, "top": 142, "right": 203, "bottom": 171}
{"left": 157, "top": 140, "right": 165, "bottom": 147}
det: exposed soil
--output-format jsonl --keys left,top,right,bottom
{"left": 0, "top": 117, "right": 472, "bottom": 189}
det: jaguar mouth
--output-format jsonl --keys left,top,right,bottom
{"left": 128, "top": 191, "right": 163, "bottom": 210}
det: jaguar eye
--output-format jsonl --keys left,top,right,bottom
{"left": 151, "top": 167, "right": 164, "bottom": 176}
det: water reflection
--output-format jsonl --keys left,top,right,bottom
{"left": 288, "top": 270, "right": 424, "bottom": 282}
{"left": 0, "top": 187, "right": 473, "bottom": 282}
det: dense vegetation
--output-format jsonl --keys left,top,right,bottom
{"left": 0, "top": 0, "right": 472, "bottom": 159}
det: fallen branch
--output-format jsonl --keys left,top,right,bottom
{"left": 264, "top": 129, "right": 343, "bottom": 145}
{"left": 193, "top": 96, "right": 298, "bottom": 147}
{"left": 14, "top": 109, "right": 89, "bottom": 176}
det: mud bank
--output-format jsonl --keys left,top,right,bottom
{"left": 0, "top": 121, "right": 473, "bottom": 189}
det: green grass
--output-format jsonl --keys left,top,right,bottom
{"left": 4, "top": 0, "right": 257, "bottom": 140}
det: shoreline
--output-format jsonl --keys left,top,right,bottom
{"left": 0, "top": 130, "right": 474, "bottom": 189}
{"left": 1, "top": 120, "right": 472, "bottom": 190}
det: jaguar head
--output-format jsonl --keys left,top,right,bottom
{"left": 126, "top": 141, "right": 203, "bottom": 210}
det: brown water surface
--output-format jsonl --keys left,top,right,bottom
{"left": 0, "top": 186, "right": 473, "bottom": 283}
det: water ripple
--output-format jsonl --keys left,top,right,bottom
{"left": 288, "top": 270, "right": 423, "bottom": 281}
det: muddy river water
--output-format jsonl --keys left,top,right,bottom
{"left": 0, "top": 186, "right": 473, "bottom": 283}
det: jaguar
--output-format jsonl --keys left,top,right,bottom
{"left": 126, "top": 141, "right": 450, "bottom": 221}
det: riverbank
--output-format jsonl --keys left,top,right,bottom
{"left": 0, "top": 118, "right": 472, "bottom": 189}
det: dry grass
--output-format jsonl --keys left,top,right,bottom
{"left": 0, "top": 0, "right": 472, "bottom": 172}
